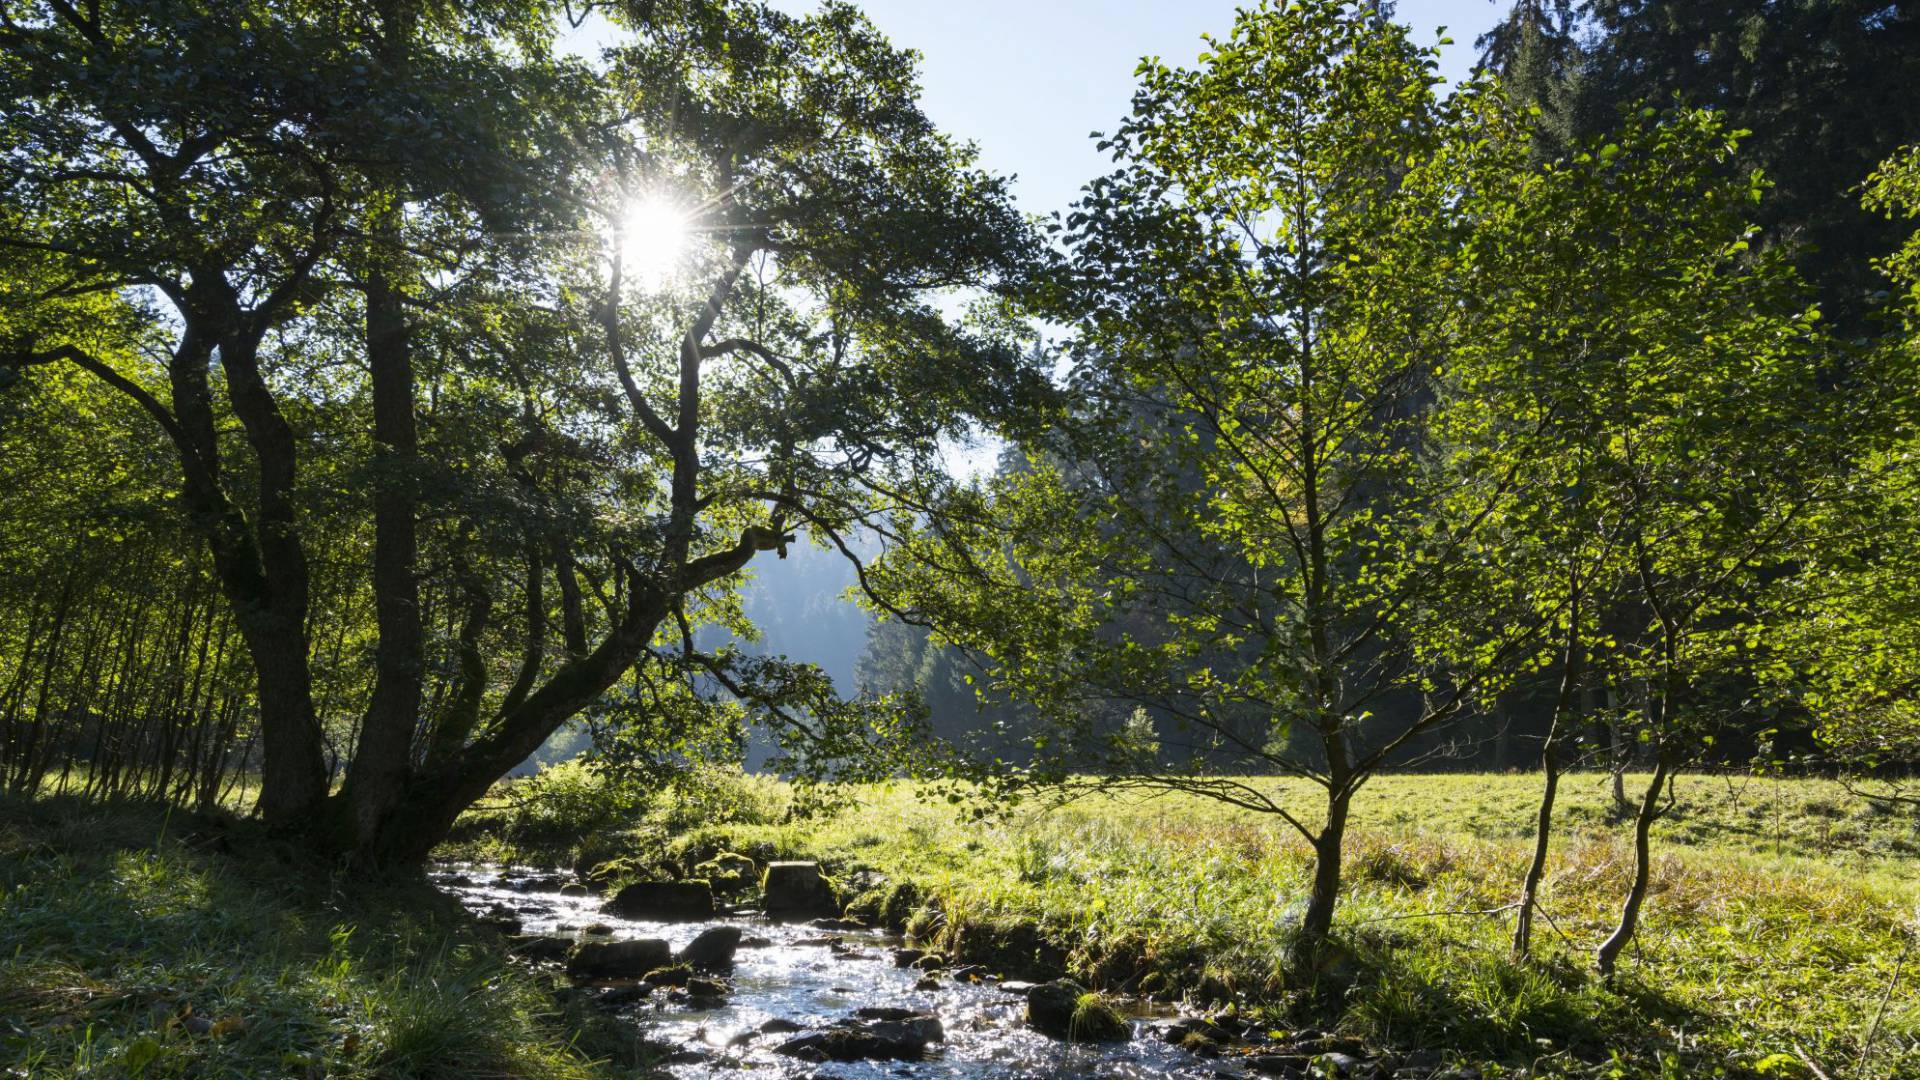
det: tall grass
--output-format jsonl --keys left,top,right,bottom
{"left": 623, "top": 771, "right": 1919, "bottom": 1078}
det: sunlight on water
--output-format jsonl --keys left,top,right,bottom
{"left": 432, "top": 864, "right": 1217, "bottom": 1079}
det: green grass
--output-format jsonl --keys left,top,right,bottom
{"left": 541, "top": 770, "right": 1919, "bottom": 1079}
{"left": 0, "top": 793, "right": 665, "bottom": 1079}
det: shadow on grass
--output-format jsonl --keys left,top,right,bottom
{"left": 1286, "top": 926, "right": 1711, "bottom": 1071}
{"left": 0, "top": 792, "right": 662, "bottom": 1079}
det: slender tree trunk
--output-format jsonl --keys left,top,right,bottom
{"left": 1298, "top": 781, "right": 1351, "bottom": 959}
{"left": 500, "top": 552, "right": 545, "bottom": 714}
{"left": 424, "top": 540, "right": 493, "bottom": 767}
{"left": 1514, "top": 584, "right": 1583, "bottom": 959}
{"left": 10, "top": 574, "right": 73, "bottom": 792}
{"left": 1595, "top": 750, "right": 1672, "bottom": 977}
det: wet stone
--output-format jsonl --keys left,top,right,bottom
{"left": 1026, "top": 979, "right": 1130, "bottom": 1043}
{"left": 592, "top": 984, "right": 651, "bottom": 1008}
{"left": 678, "top": 925, "right": 743, "bottom": 971}
{"left": 508, "top": 935, "right": 572, "bottom": 963}
{"left": 762, "top": 861, "right": 838, "bottom": 920}
{"left": 810, "top": 917, "right": 868, "bottom": 931}
{"left": 604, "top": 880, "right": 715, "bottom": 921}
{"left": 775, "top": 1012, "right": 945, "bottom": 1063}
{"left": 1246, "top": 1053, "right": 1311, "bottom": 1076}
{"left": 566, "top": 938, "right": 671, "bottom": 978}
{"left": 1159, "top": 1016, "right": 1235, "bottom": 1045}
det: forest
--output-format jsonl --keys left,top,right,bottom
{"left": 2, "top": 0, "right": 1918, "bottom": 1077}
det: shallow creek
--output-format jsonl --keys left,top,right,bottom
{"left": 432, "top": 864, "right": 1223, "bottom": 1079}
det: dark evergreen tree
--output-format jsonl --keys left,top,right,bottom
{"left": 1482, "top": 0, "right": 1920, "bottom": 327}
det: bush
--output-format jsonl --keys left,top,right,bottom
{"left": 494, "top": 760, "right": 647, "bottom": 850}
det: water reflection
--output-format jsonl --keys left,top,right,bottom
{"left": 431, "top": 864, "right": 1220, "bottom": 1079}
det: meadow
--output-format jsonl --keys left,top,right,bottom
{"left": 459, "top": 767, "right": 1920, "bottom": 1079}
{"left": 5, "top": 771, "right": 1915, "bottom": 1078}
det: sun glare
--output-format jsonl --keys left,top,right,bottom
{"left": 619, "top": 194, "right": 691, "bottom": 289}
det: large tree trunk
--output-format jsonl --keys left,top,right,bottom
{"left": 337, "top": 253, "right": 424, "bottom": 847}
{"left": 239, "top": 608, "right": 329, "bottom": 822}
{"left": 350, "top": 595, "right": 673, "bottom": 864}
{"left": 173, "top": 282, "right": 330, "bottom": 825}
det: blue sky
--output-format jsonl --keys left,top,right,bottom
{"left": 566, "top": 1, "right": 1508, "bottom": 220}
{"left": 778, "top": 0, "right": 1506, "bottom": 216}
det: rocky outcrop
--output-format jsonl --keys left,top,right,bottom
{"left": 761, "top": 861, "right": 837, "bottom": 919}
{"left": 602, "top": 880, "right": 715, "bottom": 921}
{"left": 565, "top": 938, "right": 671, "bottom": 978}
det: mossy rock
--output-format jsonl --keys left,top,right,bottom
{"left": 693, "top": 852, "right": 757, "bottom": 896}
{"left": 1026, "top": 979, "right": 1130, "bottom": 1043}
{"left": 761, "top": 861, "right": 837, "bottom": 919}
{"left": 938, "top": 916, "right": 1068, "bottom": 982}
{"left": 603, "top": 879, "right": 715, "bottom": 920}
{"left": 845, "top": 879, "right": 923, "bottom": 932}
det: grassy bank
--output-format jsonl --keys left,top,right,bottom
{"left": 0, "top": 793, "right": 664, "bottom": 1079}
{"left": 461, "top": 767, "right": 1920, "bottom": 1079}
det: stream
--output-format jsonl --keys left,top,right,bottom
{"left": 432, "top": 864, "right": 1230, "bottom": 1079}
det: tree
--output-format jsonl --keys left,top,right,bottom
{"left": 1, "top": 0, "right": 1048, "bottom": 862}
{"left": 871, "top": 0, "right": 1575, "bottom": 960}
{"left": 1482, "top": 0, "right": 1920, "bottom": 327}
{"left": 1436, "top": 106, "right": 1845, "bottom": 964}
{"left": 1764, "top": 145, "right": 1920, "bottom": 806}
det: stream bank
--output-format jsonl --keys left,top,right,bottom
{"left": 436, "top": 863, "right": 1439, "bottom": 1080}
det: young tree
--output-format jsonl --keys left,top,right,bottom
{"left": 871, "top": 0, "right": 1573, "bottom": 960}
{"left": 1439, "top": 107, "right": 1840, "bottom": 962}
{"left": 1764, "top": 146, "right": 1920, "bottom": 807}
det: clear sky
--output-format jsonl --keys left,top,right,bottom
{"left": 767, "top": 0, "right": 1506, "bottom": 219}
{"left": 566, "top": 1, "right": 1508, "bottom": 220}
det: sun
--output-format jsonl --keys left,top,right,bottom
{"left": 619, "top": 194, "right": 691, "bottom": 289}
